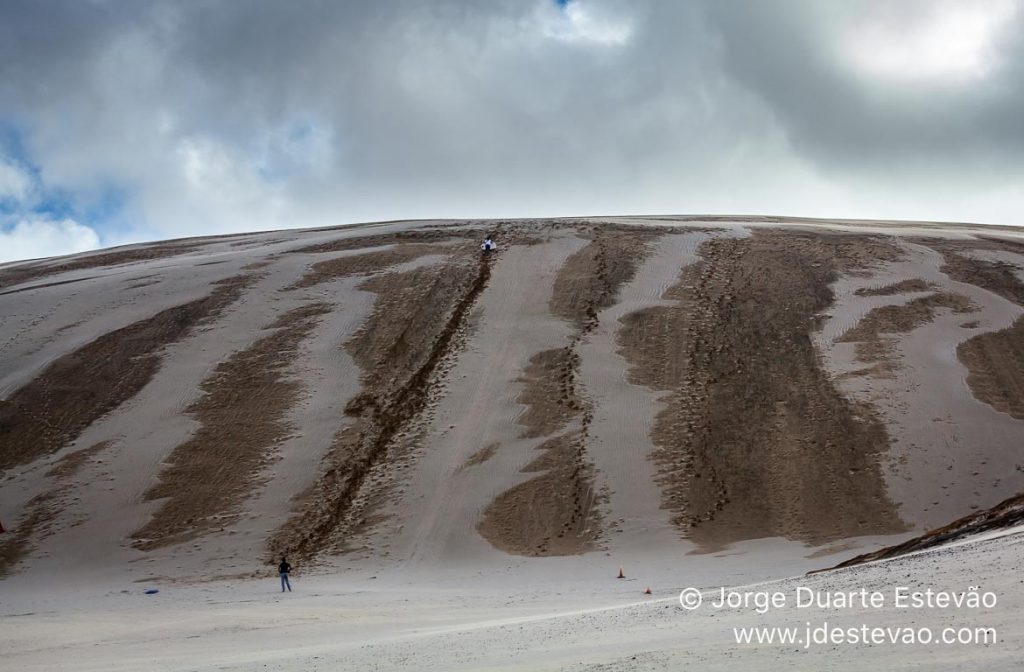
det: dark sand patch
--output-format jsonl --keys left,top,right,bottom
{"left": 515, "top": 347, "right": 583, "bottom": 438}
{"left": 0, "top": 274, "right": 255, "bottom": 473}
{"left": 854, "top": 279, "right": 933, "bottom": 296}
{"left": 478, "top": 432, "right": 601, "bottom": 556}
{"left": 455, "top": 443, "right": 499, "bottom": 474}
{"left": 289, "top": 243, "right": 451, "bottom": 289}
{"left": 921, "top": 238, "right": 1024, "bottom": 306}
{"left": 289, "top": 229, "right": 470, "bottom": 255}
{"left": 346, "top": 255, "right": 483, "bottom": 385}
{"left": 957, "top": 317, "right": 1024, "bottom": 420}
{"left": 45, "top": 441, "right": 111, "bottom": 480}
{"left": 838, "top": 292, "right": 976, "bottom": 370}
{"left": 132, "top": 303, "right": 333, "bottom": 551}
{"left": 841, "top": 292, "right": 975, "bottom": 341}
{"left": 618, "top": 230, "right": 906, "bottom": 549}
{"left": 0, "top": 493, "right": 56, "bottom": 577}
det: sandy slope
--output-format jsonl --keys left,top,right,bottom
{"left": 2, "top": 215, "right": 1024, "bottom": 669}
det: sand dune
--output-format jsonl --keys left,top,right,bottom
{"left": 2, "top": 216, "right": 1024, "bottom": 669}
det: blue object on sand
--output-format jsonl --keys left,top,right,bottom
{"left": 144, "top": 589, "right": 159, "bottom": 595}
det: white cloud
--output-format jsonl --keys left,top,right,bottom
{"left": 536, "top": 1, "right": 633, "bottom": 46}
{"left": 843, "top": 0, "right": 1019, "bottom": 83}
{"left": 161, "top": 135, "right": 289, "bottom": 233}
{"left": 0, "top": 160, "right": 32, "bottom": 202}
{"left": 0, "top": 217, "right": 101, "bottom": 263}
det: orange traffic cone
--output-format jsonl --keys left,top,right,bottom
{"left": 644, "top": 587, "right": 652, "bottom": 595}
{"left": 617, "top": 566, "right": 625, "bottom": 579}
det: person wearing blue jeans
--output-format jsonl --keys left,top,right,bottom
{"left": 279, "top": 557, "right": 292, "bottom": 592}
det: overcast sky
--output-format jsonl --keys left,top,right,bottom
{"left": 2, "top": 0, "right": 1024, "bottom": 261}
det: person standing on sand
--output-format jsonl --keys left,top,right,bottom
{"left": 481, "top": 236, "right": 497, "bottom": 256}
{"left": 279, "top": 557, "right": 292, "bottom": 592}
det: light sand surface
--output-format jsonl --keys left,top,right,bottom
{"left": 1, "top": 526, "right": 1019, "bottom": 671}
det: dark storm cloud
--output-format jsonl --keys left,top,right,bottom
{"left": 1, "top": 0, "right": 1024, "bottom": 259}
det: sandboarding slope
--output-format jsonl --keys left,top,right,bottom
{"left": 1, "top": 216, "right": 1023, "bottom": 586}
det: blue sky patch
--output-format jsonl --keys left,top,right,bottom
{"left": 0, "top": 122, "right": 129, "bottom": 246}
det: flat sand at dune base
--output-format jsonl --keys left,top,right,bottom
{"left": 1, "top": 526, "right": 1021, "bottom": 671}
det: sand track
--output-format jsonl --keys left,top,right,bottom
{"left": 271, "top": 250, "right": 492, "bottom": 560}
{"left": 816, "top": 237, "right": 1024, "bottom": 530}
{"left": 359, "top": 233, "right": 588, "bottom": 566}
{"left": 936, "top": 240, "right": 1024, "bottom": 420}
{"left": 477, "top": 231, "right": 654, "bottom": 556}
